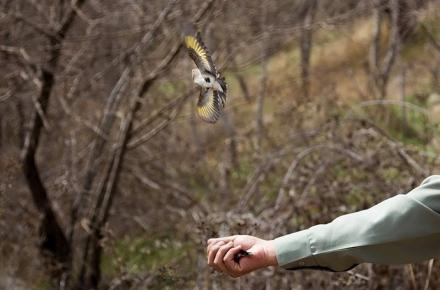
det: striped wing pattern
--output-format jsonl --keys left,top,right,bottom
{"left": 184, "top": 33, "right": 217, "bottom": 76}
{"left": 197, "top": 88, "right": 226, "bottom": 123}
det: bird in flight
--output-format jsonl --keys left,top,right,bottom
{"left": 183, "top": 25, "right": 227, "bottom": 123}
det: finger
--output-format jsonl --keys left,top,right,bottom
{"left": 223, "top": 245, "right": 245, "bottom": 265}
{"left": 223, "top": 246, "right": 248, "bottom": 278}
{"left": 214, "top": 242, "right": 234, "bottom": 273}
{"left": 207, "top": 240, "right": 225, "bottom": 255}
{"left": 207, "top": 236, "right": 235, "bottom": 245}
{"left": 207, "top": 241, "right": 226, "bottom": 269}
{"left": 208, "top": 242, "right": 225, "bottom": 272}
{"left": 207, "top": 241, "right": 225, "bottom": 261}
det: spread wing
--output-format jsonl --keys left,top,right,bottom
{"left": 196, "top": 88, "right": 226, "bottom": 123}
{"left": 184, "top": 32, "right": 217, "bottom": 76}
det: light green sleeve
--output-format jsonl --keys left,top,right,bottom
{"left": 273, "top": 175, "right": 440, "bottom": 271}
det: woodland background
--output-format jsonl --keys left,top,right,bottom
{"left": 1, "top": 0, "right": 440, "bottom": 289}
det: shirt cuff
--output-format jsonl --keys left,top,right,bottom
{"left": 273, "top": 229, "right": 317, "bottom": 269}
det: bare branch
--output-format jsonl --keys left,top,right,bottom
{"left": 68, "top": 68, "right": 130, "bottom": 245}
{"left": 0, "top": 11, "right": 56, "bottom": 39}
{"left": 0, "top": 90, "right": 12, "bottom": 103}
{"left": 127, "top": 91, "right": 191, "bottom": 150}
{"left": 420, "top": 23, "right": 440, "bottom": 53}
{"left": 424, "top": 259, "right": 435, "bottom": 290}
{"left": 93, "top": 0, "right": 179, "bottom": 79}
{"left": 275, "top": 144, "right": 363, "bottom": 210}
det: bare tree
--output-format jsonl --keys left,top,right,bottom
{"left": 73, "top": 1, "right": 216, "bottom": 288}
{"left": 369, "top": 0, "right": 402, "bottom": 99}
{"left": 299, "top": 0, "right": 318, "bottom": 100}
{"left": 255, "top": 0, "right": 269, "bottom": 152}
{"left": 20, "top": 0, "right": 86, "bottom": 279}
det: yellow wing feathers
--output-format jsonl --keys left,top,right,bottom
{"left": 196, "top": 89, "right": 224, "bottom": 123}
{"left": 184, "top": 36, "right": 207, "bottom": 59}
{"left": 197, "top": 106, "right": 219, "bottom": 123}
{"left": 184, "top": 34, "right": 216, "bottom": 74}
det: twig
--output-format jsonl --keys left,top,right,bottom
{"left": 0, "top": 45, "right": 41, "bottom": 87}
{"left": 407, "top": 264, "right": 417, "bottom": 290}
{"left": 127, "top": 113, "right": 178, "bottom": 150}
{"left": 351, "top": 117, "right": 429, "bottom": 176}
{"left": 127, "top": 92, "right": 191, "bottom": 150}
{"left": 275, "top": 144, "right": 363, "bottom": 210}
{"left": 355, "top": 99, "right": 430, "bottom": 117}
{"left": 347, "top": 270, "right": 370, "bottom": 282}
{"left": 0, "top": 11, "right": 56, "bottom": 39}
{"left": 0, "top": 90, "right": 12, "bottom": 103}
{"left": 131, "top": 91, "right": 193, "bottom": 135}
{"left": 420, "top": 23, "right": 440, "bottom": 53}
{"left": 93, "top": 0, "right": 179, "bottom": 80}
{"left": 58, "top": 94, "right": 108, "bottom": 139}
{"left": 423, "top": 259, "right": 434, "bottom": 290}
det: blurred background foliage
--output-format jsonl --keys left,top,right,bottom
{"left": 1, "top": 0, "right": 440, "bottom": 289}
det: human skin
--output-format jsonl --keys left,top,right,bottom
{"left": 206, "top": 235, "right": 278, "bottom": 278}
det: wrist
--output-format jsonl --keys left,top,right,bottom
{"left": 263, "top": 240, "right": 278, "bottom": 267}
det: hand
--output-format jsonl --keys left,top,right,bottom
{"left": 206, "top": 235, "right": 278, "bottom": 278}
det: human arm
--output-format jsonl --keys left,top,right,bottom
{"left": 275, "top": 175, "right": 440, "bottom": 271}
{"left": 207, "top": 175, "right": 440, "bottom": 276}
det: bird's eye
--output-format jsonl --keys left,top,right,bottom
{"left": 205, "top": 78, "right": 210, "bottom": 83}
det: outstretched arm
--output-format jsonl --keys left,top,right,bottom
{"left": 207, "top": 175, "right": 440, "bottom": 277}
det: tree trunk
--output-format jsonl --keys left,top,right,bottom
{"left": 255, "top": 0, "right": 268, "bottom": 151}
{"left": 22, "top": 56, "right": 68, "bottom": 277}
{"left": 20, "top": 0, "right": 86, "bottom": 284}
{"left": 369, "top": 0, "right": 401, "bottom": 99}
{"left": 299, "top": 0, "right": 317, "bottom": 100}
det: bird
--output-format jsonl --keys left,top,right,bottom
{"left": 183, "top": 25, "right": 227, "bottom": 123}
